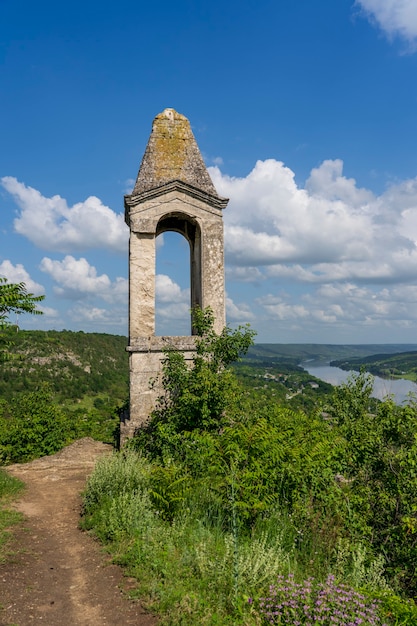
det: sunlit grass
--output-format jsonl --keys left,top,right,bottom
{"left": 0, "top": 468, "right": 24, "bottom": 563}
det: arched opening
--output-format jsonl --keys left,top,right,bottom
{"left": 155, "top": 214, "right": 202, "bottom": 336}
{"left": 155, "top": 231, "right": 191, "bottom": 336}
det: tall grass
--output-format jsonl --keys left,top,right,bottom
{"left": 81, "top": 450, "right": 399, "bottom": 625}
{"left": 0, "top": 468, "right": 24, "bottom": 563}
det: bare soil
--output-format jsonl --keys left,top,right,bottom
{"left": 0, "top": 438, "right": 158, "bottom": 626}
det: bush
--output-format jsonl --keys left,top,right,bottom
{"left": 0, "top": 385, "right": 75, "bottom": 464}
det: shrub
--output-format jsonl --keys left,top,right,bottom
{"left": 254, "top": 574, "right": 388, "bottom": 625}
{"left": 0, "top": 385, "right": 74, "bottom": 464}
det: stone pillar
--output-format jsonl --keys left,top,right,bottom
{"left": 129, "top": 232, "right": 155, "bottom": 338}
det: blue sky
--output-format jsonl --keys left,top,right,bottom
{"left": 2, "top": 0, "right": 417, "bottom": 343}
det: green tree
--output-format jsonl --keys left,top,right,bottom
{"left": 135, "top": 307, "right": 256, "bottom": 458}
{"left": 0, "top": 277, "right": 44, "bottom": 360}
{"left": 0, "top": 277, "right": 44, "bottom": 323}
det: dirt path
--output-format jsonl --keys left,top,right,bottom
{"left": 0, "top": 439, "right": 158, "bottom": 626}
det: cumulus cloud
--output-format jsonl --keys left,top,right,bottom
{"left": 226, "top": 266, "right": 265, "bottom": 284}
{"left": 65, "top": 303, "right": 127, "bottom": 332}
{"left": 257, "top": 294, "right": 310, "bottom": 321}
{"left": 38, "top": 306, "right": 60, "bottom": 318}
{"left": 1, "top": 177, "right": 128, "bottom": 253}
{"left": 6, "top": 158, "right": 417, "bottom": 340}
{"left": 305, "top": 281, "right": 417, "bottom": 326}
{"left": 156, "top": 274, "right": 189, "bottom": 304}
{"left": 209, "top": 159, "right": 417, "bottom": 284}
{"left": 0, "top": 260, "right": 60, "bottom": 321}
{"left": 39, "top": 255, "right": 128, "bottom": 302}
{"left": 254, "top": 281, "right": 417, "bottom": 338}
{"left": 210, "top": 160, "right": 377, "bottom": 267}
{"left": 355, "top": 0, "right": 417, "bottom": 46}
{"left": 155, "top": 273, "right": 189, "bottom": 326}
{"left": 0, "top": 259, "right": 45, "bottom": 295}
{"left": 226, "top": 296, "right": 256, "bottom": 323}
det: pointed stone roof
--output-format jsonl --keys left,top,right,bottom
{"left": 131, "top": 108, "right": 220, "bottom": 198}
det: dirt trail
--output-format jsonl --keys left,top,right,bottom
{"left": 0, "top": 438, "right": 158, "bottom": 626}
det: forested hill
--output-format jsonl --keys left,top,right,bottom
{"left": 248, "top": 343, "right": 417, "bottom": 362}
{"left": 3, "top": 331, "right": 417, "bottom": 405}
{"left": 331, "top": 351, "right": 417, "bottom": 381}
{"left": 0, "top": 329, "right": 129, "bottom": 403}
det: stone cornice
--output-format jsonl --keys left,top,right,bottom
{"left": 127, "top": 336, "right": 197, "bottom": 353}
{"left": 125, "top": 179, "right": 229, "bottom": 212}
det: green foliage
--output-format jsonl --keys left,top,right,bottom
{"left": 0, "top": 329, "right": 127, "bottom": 452}
{"left": 0, "top": 468, "right": 23, "bottom": 499}
{"left": 327, "top": 371, "right": 417, "bottom": 594}
{"left": 0, "top": 277, "right": 44, "bottom": 361}
{"left": 376, "top": 592, "right": 417, "bottom": 625}
{"left": 83, "top": 477, "right": 157, "bottom": 545}
{"left": 80, "top": 317, "right": 417, "bottom": 623}
{"left": 136, "top": 307, "right": 255, "bottom": 456}
{"left": 0, "top": 329, "right": 128, "bottom": 404}
{"left": 331, "top": 350, "right": 417, "bottom": 382}
{"left": 148, "top": 462, "right": 191, "bottom": 521}
{"left": 234, "top": 361, "right": 333, "bottom": 413}
{"left": 0, "top": 384, "right": 76, "bottom": 464}
{"left": 171, "top": 406, "right": 344, "bottom": 533}
{"left": 0, "top": 468, "right": 24, "bottom": 563}
{"left": 82, "top": 447, "right": 408, "bottom": 625}
{"left": 0, "top": 277, "right": 44, "bottom": 323}
{"left": 82, "top": 449, "right": 151, "bottom": 515}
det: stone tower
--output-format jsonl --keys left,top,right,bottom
{"left": 122, "top": 108, "right": 228, "bottom": 441}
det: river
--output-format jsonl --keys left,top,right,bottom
{"left": 302, "top": 361, "right": 417, "bottom": 405}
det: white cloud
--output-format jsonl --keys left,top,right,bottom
{"left": 156, "top": 274, "right": 189, "bottom": 304}
{"left": 226, "top": 296, "right": 255, "bottom": 322}
{"left": 0, "top": 260, "right": 60, "bottom": 323}
{"left": 155, "top": 274, "right": 191, "bottom": 326}
{"left": 305, "top": 159, "right": 374, "bottom": 206}
{"left": 355, "top": 0, "right": 417, "bottom": 46}
{"left": 6, "top": 158, "right": 417, "bottom": 341}
{"left": 1, "top": 177, "right": 128, "bottom": 254}
{"left": 210, "top": 160, "right": 377, "bottom": 267}
{"left": 156, "top": 301, "right": 190, "bottom": 321}
{"left": 257, "top": 294, "right": 310, "bottom": 321}
{"left": 39, "top": 255, "right": 128, "bottom": 302}
{"left": 209, "top": 159, "right": 417, "bottom": 285}
{"left": 69, "top": 303, "right": 127, "bottom": 328}
{"left": 38, "top": 305, "right": 60, "bottom": 318}
{"left": 308, "top": 282, "right": 417, "bottom": 325}
{"left": 226, "top": 266, "right": 265, "bottom": 284}
{"left": 0, "top": 259, "right": 45, "bottom": 295}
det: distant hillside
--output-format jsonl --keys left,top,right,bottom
{"left": 247, "top": 343, "right": 417, "bottom": 364}
{"left": 3, "top": 333, "right": 416, "bottom": 406}
{"left": 331, "top": 351, "right": 417, "bottom": 381}
{"left": 0, "top": 330, "right": 128, "bottom": 404}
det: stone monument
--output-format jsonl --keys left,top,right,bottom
{"left": 121, "top": 108, "right": 228, "bottom": 441}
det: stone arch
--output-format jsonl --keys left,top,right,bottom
{"left": 156, "top": 212, "right": 202, "bottom": 323}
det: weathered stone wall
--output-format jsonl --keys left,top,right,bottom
{"left": 121, "top": 337, "right": 196, "bottom": 442}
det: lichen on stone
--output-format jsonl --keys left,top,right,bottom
{"left": 131, "top": 108, "right": 218, "bottom": 197}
